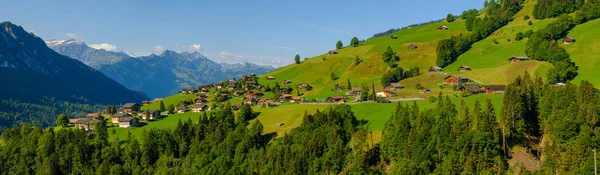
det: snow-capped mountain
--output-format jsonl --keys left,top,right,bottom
{"left": 45, "top": 39, "right": 130, "bottom": 68}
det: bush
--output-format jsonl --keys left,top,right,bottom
{"left": 515, "top": 32, "right": 524, "bottom": 41}
{"left": 428, "top": 96, "right": 437, "bottom": 103}
{"left": 528, "top": 21, "right": 533, "bottom": 25}
{"left": 416, "top": 83, "right": 423, "bottom": 90}
{"left": 524, "top": 15, "right": 530, "bottom": 20}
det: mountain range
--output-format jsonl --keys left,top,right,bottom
{"left": 47, "top": 40, "right": 275, "bottom": 98}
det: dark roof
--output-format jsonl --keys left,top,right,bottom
{"left": 445, "top": 75, "right": 469, "bottom": 81}
{"left": 430, "top": 66, "right": 443, "bottom": 70}
{"left": 192, "top": 104, "right": 207, "bottom": 109}
{"left": 485, "top": 85, "right": 506, "bottom": 91}
{"left": 113, "top": 113, "right": 131, "bottom": 118}
{"left": 387, "top": 83, "right": 404, "bottom": 88}
{"left": 464, "top": 84, "right": 484, "bottom": 93}
{"left": 123, "top": 103, "right": 139, "bottom": 108}
{"left": 459, "top": 66, "right": 471, "bottom": 69}
{"left": 119, "top": 116, "right": 136, "bottom": 122}
{"left": 328, "top": 96, "right": 346, "bottom": 100}
{"left": 509, "top": 56, "right": 530, "bottom": 61}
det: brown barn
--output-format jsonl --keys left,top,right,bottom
{"left": 563, "top": 37, "right": 575, "bottom": 44}
{"left": 267, "top": 75, "right": 275, "bottom": 80}
{"left": 328, "top": 50, "right": 338, "bottom": 54}
{"left": 86, "top": 113, "right": 100, "bottom": 120}
{"left": 437, "top": 25, "right": 449, "bottom": 30}
{"left": 391, "top": 35, "right": 398, "bottom": 39}
{"left": 142, "top": 110, "right": 161, "bottom": 120}
{"left": 421, "top": 88, "right": 431, "bottom": 93}
{"left": 408, "top": 44, "right": 418, "bottom": 50}
{"left": 458, "top": 66, "right": 471, "bottom": 72}
{"left": 482, "top": 85, "right": 506, "bottom": 94}
{"left": 428, "top": 66, "right": 443, "bottom": 73}
{"left": 444, "top": 75, "right": 469, "bottom": 86}
{"left": 118, "top": 117, "right": 139, "bottom": 128}
{"left": 461, "top": 84, "right": 485, "bottom": 94}
{"left": 508, "top": 56, "right": 530, "bottom": 63}
{"left": 122, "top": 103, "right": 140, "bottom": 113}
{"left": 326, "top": 96, "right": 346, "bottom": 103}
{"left": 386, "top": 83, "right": 404, "bottom": 91}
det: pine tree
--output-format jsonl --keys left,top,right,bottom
{"left": 294, "top": 54, "right": 301, "bottom": 64}
{"left": 336, "top": 40, "right": 343, "bottom": 49}
{"left": 372, "top": 83, "right": 376, "bottom": 101}
{"left": 159, "top": 101, "right": 165, "bottom": 111}
{"left": 347, "top": 78, "right": 352, "bottom": 90}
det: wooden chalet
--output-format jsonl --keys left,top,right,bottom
{"left": 258, "top": 98, "right": 277, "bottom": 108}
{"left": 386, "top": 83, "right": 404, "bottom": 91}
{"left": 72, "top": 118, "right": 100, "bottom": 131}
{"left": 458, "top": 66, "right": 471, "bottom": 72}
{"left": 215, "top": 83, "right": 223, "bottom": 89}
{"left": 112, "top": 113, "right": 132, "bottom": 124}
{"left": 142, "top": 110, "right": 160, "bottom": 120}
{"left": 279, "top": 94, "right": 293, "bottom": 103}
{"left": 437, "top": 25, "right": 449, "bottom": 30}
{"left": 421, "top": 88, "right": 431, "bottom": 93}
{"left": 391, "top": 35, "right": 398, "bottom": 39}
{"left": 326, "top": 96, "right": 346, "bottom": 104}
{"left": 328, "top": 50, "right": 338, "bottom": 54}
{"left": 482, "top": 85, "right": 506, "bottom": 94}
{"left": 282, "top": 80, "right": 292, "bottom": 85}
{"left": 428, "top": 66, "right": 443, "bottom": 73}
{"left": 444, "top": 75, "right": 469, "bottom": 86}
{"left": 245, "top": 96, "right": 258, "bottom": 105}
{"left": 118, "top": 117, "right": 139, "bottom": 128}
{"left": 347, "top": 87, "right": 362, "bottom": 96}
{"left": 290, "top": 97, "right": 304, "bottom": 104}
{"left": 86, "top": 113, "right": 100, "bottom": 120}
{"left": 563, "top": 37, "right": 575, "bottom": 44}
{"left": 267, "top": 75, "right": 275, "bottom": 80}
{"left": 378, "top": 98, "right": 391, "bottom": 103}
{"left": 191, "top": 104, "right": 209, "bottom": 112}
{"left": 461, "top": 84, "right": 485, "bottom": 94}
{"left": 298, "top": 83, "right": 312, "bottom": 90}
{"left": 122, "top": 103, "right": 140, "bottom": 113}
{"left": 196, "top": 97, "right": 207, "bottom": 104}
{"left": 176, "top": 106, "right": 187, "bottom": 113}
{"left": 508, "top": 56, "right": 530, "bottom": 63}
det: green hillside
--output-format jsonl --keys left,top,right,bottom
{"left": 258, "top": 19, "right": 469, "bottom": 99}
{"left": 566, "top": 18, "right": 600, "bottom": 85}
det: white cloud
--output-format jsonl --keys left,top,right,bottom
{"left": 177, "top": 44, "right": 202, "bottom": 51}
{"left": 153, "top": 45, "right": 164, "bottom": 53}
{"left": 89, "top": 43, "right": 120, "bottom": 52}
{"left": 65, "top": 33, "right": 77, "bottom": 38}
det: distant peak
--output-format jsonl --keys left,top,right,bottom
{"left": 160, "top": 50, "right": 179, "bottom": 57}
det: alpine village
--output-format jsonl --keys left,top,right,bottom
{"left": 3, "top": 0, "right": 600, "bottom": 174}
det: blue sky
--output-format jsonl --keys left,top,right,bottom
{"left": 0, "top": 0, "right": 483, "bottom": 67}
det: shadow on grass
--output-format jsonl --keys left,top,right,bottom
{"left": 262, "top": 132, "right": 278, "bottom": 144}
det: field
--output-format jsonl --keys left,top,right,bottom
{"left": 109, "top": 112, "right": 202, "bottom": 142}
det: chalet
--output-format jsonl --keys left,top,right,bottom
{"left": 282, "top": 80, "right": 292, "bottom": 85}
{"left": 267, "top": 75, "right": 275, "bottom": 80}
{"left": 86, "top": 113, "right": 100, "bottom": 120}
{"left": 391, "top": 35, "right": 398, "bottom": 39}
{"left": 180, "top": 100, "right": 191, "bottom": 106}
{"left": 347, "top": 87, "right": 362, "bottom": 96}
{"left": 112, "top": 113, "right": 132, "bottom": 124}
{"left": 437, "top": 25, "right": 449, "bottom": 30}
{"left": 378, "top": 98, "right": 391, "bottom": 103}
{"left": 142, "top": 110, "right": 160, "bottom": 120}
{"left": 508, "top": 56, "right": 530, "bottom": 63}
{"left": 191, "top": 104, "right": 209, "bottom": 112}
{"left": 428, "top": 66, "right": 443, "bottom": 73}
{"left": 200, "top": 88, "right": 209, "bottom": 92}
{"left": 215, "top": 83, "right": 223, "bottom": 89}
{"left": 73, "top": 118, "right": 100, "bottom": 131}
{"left": 245, "top": 96, "right": 258, "bottom": 105}
{"left": 198, "top": 93, "right": 208, "bottom": 98}
{"left": 421, "top": 88, "right": 431, "bottom": 93}
{"left": 376, "top": 90, "right": 397, "bottom": 98}
{"left": 290, "top": 97, "right": 304, "bottom": 104}
{"left": 153, "top": 98, "right": 163, "bottom": 102}
{"left": 298, "top": 83, "right": 312, "bottom": 90}
{"left": 142, "top": 101, "right": 151, "bottom": 105}
{"left": 122, "top": 103, "right": 140, "bottom": 113}
{"left": 245, "top": 81, "right": 258, "bottom": 87}
{"left": 176, "top": 106, "right": 187, "bottom": 113}
{"left": 563, "top": 37, "right": 575, "bottom": 44}
{"left": 233, "top": 90, "right": 242, "bottom": 97}
{"left": 231, "top": 104, "right": 243, "bottom": 110}
{"left": 408, "top": 44, "right": 418, "bottom": 50}
{"left": 335, "top": 85, "right": 346, "bottom": 91}
{"left": 386, "top": 83, "right": 404, "bottom": 91}
{"left": 251, "top": 91, "right": 264, "bottom": 98}
{"left": 258, "top": 98, "right": 277, "bottom": 108}
{"left": 326, "top": 96, "right": 346, "bottom": 104}
{"left": 160, "top": 111, "right": 169, "bottom": 116}
{"left": 227, "top": 83, "right": 237, "bottom": 90}
{"left": 462, "top": 84, "right": 485, "bottom": 94}
{"left": 279, "top": 94, "right": 293, "bottom": 103}
{"left": 553, "top": 83, "right": 566, "bottom": 87}
{"left": 458, "top": 66, "right": 471, "bottom": 72}
{"left": 328, "top": 50, "right": 338, "bottom": 54}
{"left": 482, "top": 85, "right": 506, "bottom": 94}
{"left": 118, "top": 117, "right": 139, "bottom": 128}
{"left": 196, "top": 97, "right": 207, "bottom": 104}
{"left": 444, "top": 75, "right": 469, "bottom": 86}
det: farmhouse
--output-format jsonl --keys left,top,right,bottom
{"left": 180, "top": 100, "right": 190, "bottom": 106}
{"left": 142, "top": 101, "right": 151, "bottom": 105}
{"left": 328, "top": 50, "right": 338, "bottom": 54}
{"left": 386, "top": 83, "right": 404, "bottom": 91}
{"left": 482, "top": 85, "right": 506, "bottom": 94}
{"left": 215, "top": 83, "right": 223, "bottom": 89}
{"left": 279, "top": 94, "right": 293, "bottom": 103}
{"left": 458, "top": 66, "right": 471, "bottom": 72}
{"left": 290, "top": 97, "right": 304, "bottom": 104}
{"left": 112, "top": 113, "right": 132, "bottom": 124}
{"left": 122, "top": 103, "right": 140, "bottom": 113}
{"left": 335, "top": 85, "right": 346, "bottom": 91}
{"left": 142, "top": 110, "right": 160, "bottom": 120}
{"left": 438, "top": 25, "right": 449, "bottom": 30}
{"left": 267, "top": 75, "right": 275, "bottom": 80}
{"left": 118, "top": 117, "right": 139, "bottom": 128}
{"left": 563, "top": 37, "right": 575, "bottom": 44}
{"left": 282, "top": 80, "right": 292, "bottom": 84}
{"left": 72, "top": 118, "right": 100, "bottom": 131}
{"left": 378, "top": 98, "right": 391, "bottom": 103}
{"left": 298, "top": 83, "right": 312, "bottom": 90}
{"left": 245, "top": 96, "right": 258, "bottom": 105}
{"left": 428, "top": 66, "right": 443, "bottom": 73}
{"left": 245, "top": 81, "right": 258, "bottom": 88}
{"left": 326, "top": 96, "right": 346, "bottom": 104}
{"left": 408, "top": 44, "right": 418, "bottom": 50}
{"left": 196, "top": 97, "right": 207, "bottom": 104}
{"left": 176, "top": 106, "right": 187, "bottom": 113}
{"left": 391, "top": 35, "right": 398, "bottom": 39}
{"left": 377, "top": 90, "right": 397, "bottom": 98}
{"left": 347, "top": 87, "right": 362, "bottom": 96}
{"left": 508, "top": 56, "right": 530, "bottom": 63}
{"left": 227, "top": 83, "right": 237, "bottom": 90}
{"left": 444, "top": 75, "right": 469, "bottom": 86}
{"left": 462, "top": 84, "right": 485, "bottom": 94}
{"left": 258, "top": 98, "right": 277, "bottom": 108}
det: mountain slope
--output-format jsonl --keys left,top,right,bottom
{"left": 0, "top": 21, "right": 148, "bottom": 129}
{"left": 45, "top": 39, "right": 130, "bottom": 68}
{"left": 96, "top": 50, "right": 274, "bottom": 98}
